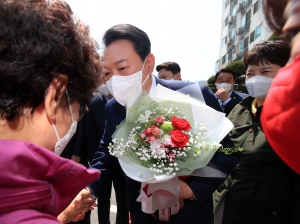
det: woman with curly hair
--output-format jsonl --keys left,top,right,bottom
{"left": 0, "top": 0, "right": 102, "bottom": 223}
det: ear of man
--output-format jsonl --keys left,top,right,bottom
{"left": 175, "top": 72, "right": 181, "bottom": 80}
{"left": 145, "top": 53, "right": 155, "bottom": 75}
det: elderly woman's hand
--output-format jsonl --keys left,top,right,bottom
{"left": 57, "top": 188, "right": 97, "bottom": 223}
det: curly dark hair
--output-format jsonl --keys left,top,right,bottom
{"left": 0, "top": 0, "right": 101, "bottom": 121}
{"left": 243, "top": 40, "right": 290, "bottom": 69}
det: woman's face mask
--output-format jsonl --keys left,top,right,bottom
{"left": 97, "top": 84, "right": 111, "bottom": 96}
{"left": 51, "top": 90, "right": 77, "bottom": 155}
{"left": 245, "top": 63, "right": 282, "bottom": 99}
{"left": 245, "top": 76, "right": 274, "bottom": 99}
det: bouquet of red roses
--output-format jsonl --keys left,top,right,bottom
{"left": 109, "top": 84, "right": 234, "bottom": 216}
{"left": 109, "top": 100, "right": 220, "bottom": 176}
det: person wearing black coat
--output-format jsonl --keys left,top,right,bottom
{"left": 62, "top": 90, "right": 128, "bottom": 224}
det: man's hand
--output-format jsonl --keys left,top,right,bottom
{"left": 179, "top": 179, "right": 195, "bottom": 200}
{"left": 215, "top": 88, "right": 230, "bottom": 101}
{"left": 57, "top": 188, "right": 97, "bottom": 223}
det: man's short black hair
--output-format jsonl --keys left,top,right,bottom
{"left": 156, "top": 62, "right": 181, "bottom": 75}
{"left": 103, "top": 24, "right": 151, "bottom": 61}
{"left": 215, "top": 68, "right": 236, "bottom": 82}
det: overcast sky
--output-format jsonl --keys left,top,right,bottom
{"left": 65, "top": 0, "right": 223, "bottom": 82}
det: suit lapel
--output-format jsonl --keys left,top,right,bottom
{"left": 230, "top": 90, "right": 237, "bottom": 100}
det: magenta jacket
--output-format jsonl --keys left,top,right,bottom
{"left": 0, "top": 140, "right": 100, "bottom": 223}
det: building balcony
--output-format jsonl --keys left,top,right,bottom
{"left": 229, "top": 0, "right": 238, "bottom": 10}
{"left": 236, "top": 46, "right": 249, "bottom": 60}
{"left": 237, "top": 21, "right": 251, "bottom": 37}
{"left": 236, "top": 3, "right": 242, "bottom": 12}
{"left": 226, "top": 37, "right": 235, "bottom": 50}
{"left": 241, "top": 0, "right": 253, "bottom": 14}
{"left": 228, "top": 15, "right": 236, "bottom": 29}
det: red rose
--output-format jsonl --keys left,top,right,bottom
{"left": 170, "top": 130, "right": 189, "bottom": 148}
{"left": 154, "top": 115, "right": 165, "bottom": 125}
{"left": 171, "top": 117, "right": 191, "bottom": 131}
{"left": 143, "top": 126, "right": 161, "bottom": 137}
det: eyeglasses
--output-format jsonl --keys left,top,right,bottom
{"left": 78, "top": 105, "right": 89, "bottom": 121}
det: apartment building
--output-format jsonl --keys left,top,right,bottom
{"left": 215, "top": 0, "right": 273, "bottom": 72}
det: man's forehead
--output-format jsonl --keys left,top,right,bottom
{"left": 219, "top": 72, "right": 233, "bottom": 77}
{"left": 102, "top": 48, "right": 134, "bottom": 66}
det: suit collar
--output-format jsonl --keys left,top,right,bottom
{"left": 148, "top": 75, "right": 157, "bottom": 96}
{"left": 230, "top": 90, "right": 236, "bottom": 97}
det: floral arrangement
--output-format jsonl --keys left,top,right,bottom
{"left": 109, "top": 101, "right": 220, "bottom": 176}
{"left": 108, "top": 85, "right": 241, "bottom": 216}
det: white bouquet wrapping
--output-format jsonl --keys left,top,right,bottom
{"left": 109, "top": 83, "right": 234, "bottom": 220}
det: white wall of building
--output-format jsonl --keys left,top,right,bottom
{"left": 217, "top": 0, "right": 273, "bottom": 71}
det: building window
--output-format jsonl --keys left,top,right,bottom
{"left": 239, "top": 36, "right": 249, "bottom": 53}
{"left": 228, "top": 47, "right": 236, "bottom": 61}
{"left": 241, "top": 9, "right": 251, "bottom": 27}
{"left": 239, "top": 41, "right": 244, "bottom": 53}
{"left": 255, "top": 24, "right": 262, "bottom": 39}
{"left": 222, "top": 36, "right": 228, "bottom": 47}
{"left": 231, "top": 27, "right": 236, "bottom": 42}
{"left": 225, "top": 0, "right": 230, "bottom": 9}
{"left": 222, "top": 54, "right": 226, "bottom": 64}
{"left": 242, "top": 0, "right": 252, "bottom": 7}
{"left": 250, "top": 30, "right": 255, "bottom": 43}
{"left": 253, "top": 0, "right": 261, "bottom": 15}
{"left": 231, "top": 4, "right": 237, "bottom": 17}
{"left": 248, "top": 24, "right": 262, "bottom": 44}
{"left": 222, "top": 53, "right": 228, "bottom": 65}
{"left": 224, "top": 16, "right": 228, "bottom": 28}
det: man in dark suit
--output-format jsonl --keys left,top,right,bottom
{"left": 88, "top": 24, "right": 237, "bottom": 224}
{"left": 84, "top": 94, "right": 128, "bottom": 224}
{"left": 215, "top": 68, "right": 248, "bottom": 116}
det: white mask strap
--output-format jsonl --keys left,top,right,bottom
{"left": 141, "top": 56, "right": 147, "bottom": 72}
{"left": 51, "top": 90, "right": 74, "bottom": 141}
{"left": 140, "top": 56, "right": 150, "bottom": 87}
{"left": 141, "top": 73, "right": 150, "bottom": 87}
{"left": 52, "top": 121, "right": 60, "bottom": 141}
{"left": 65, "top": 90, "right": 74, "bottom": 122}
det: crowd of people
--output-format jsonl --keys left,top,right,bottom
{"left": 1, "top": 0, "right": 300, "bottom": 224}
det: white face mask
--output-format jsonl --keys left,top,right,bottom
{"left": 215, "top": 82, "right": 233, "bottom": 92}
{"left": 97, "top": 84, "right": 111, "bottom": 96}
{"left": 51, "top": 90, "right": 77, "bottom": 155}
{"left": 245, "top": 75, "right": 274, "bottom": 99}
{"left": 106, "top": 57, "right": 149, "bottom": 106}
